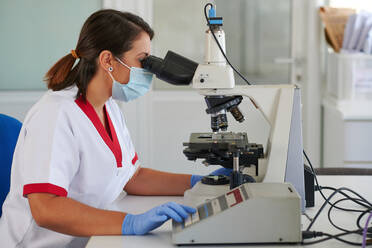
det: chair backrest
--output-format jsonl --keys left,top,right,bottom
{"left": 0, "top": 114, "right": 22, "bottom": 217}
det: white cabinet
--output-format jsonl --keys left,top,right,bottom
{"left": 323, "top": 98, "right": 372, "bottom": 168}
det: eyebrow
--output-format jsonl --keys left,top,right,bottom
{"left": 137, "top": 52, "right": 149, "bottom": 57}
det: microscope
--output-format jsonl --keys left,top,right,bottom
{"left": 141, "top": 3, "right": 304, "bottom": 244}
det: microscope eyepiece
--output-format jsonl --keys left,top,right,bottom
{"left": 141, "top": 55, "right": 164, "bottom": 74}
{"left": 141, "top": 51, "right": 199, "bottom": 86}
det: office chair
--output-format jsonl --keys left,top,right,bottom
{"left": 0, "top": 114, "right": 22, "bottom": 217}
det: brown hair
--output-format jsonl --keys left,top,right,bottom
{"left": 44, "top": 9, "right": 154, "bottom": 98}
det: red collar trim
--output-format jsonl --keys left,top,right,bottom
{"left": 75, "top": 96, "right": 122, "bottom": 167}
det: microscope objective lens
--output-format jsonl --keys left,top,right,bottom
{"left": 230, "top": 107, "right": 245, "bottom": 123}
{"left": 211, "top": 116, "right": 220, "bottom": 132}
{"left": 217, "top": 114, "right": 228, "bottom": 130}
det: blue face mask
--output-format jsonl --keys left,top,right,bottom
{"left": 108, "top": 57, "right": 153, "bottom": 102}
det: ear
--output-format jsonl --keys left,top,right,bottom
{"left": 98, "top": 50, "right": 115, "bottom": 72}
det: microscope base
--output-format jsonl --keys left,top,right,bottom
{"left": 174, "top": 183, "right": 302, "bottom": 245}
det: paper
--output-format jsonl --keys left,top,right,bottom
{"left": 342, "top": 14, "right": 356, "bottom": 50}
{"left": 346, "top": 12, "right": 370, "bottom": 51}
{"left": 355, "top": 14, "right": 372, "bottom": 51}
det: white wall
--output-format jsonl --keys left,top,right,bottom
{"left": 0, "top": 91, "right": 44, "bottom": 122}
{"left": 0, "top": 0, "right": 101, "bottom": 90}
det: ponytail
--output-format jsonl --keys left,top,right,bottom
{"left": 44, "top": 53, "right": 77, "bottom": 91}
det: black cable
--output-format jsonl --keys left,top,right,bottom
{"left": 307, "top": 186, "right": 372, "bottom": 231}
{"left": 321, "top": 186, "right": 372, "bottom": 210}
{"left": 306, "top": 186, "right": 353, "bottom": 231}
{"left": 303, "top": 149, "right": 372, "bottom": 245}
{"left": 358, "top": 209, "right": 372, "bottom": 231}
{"left": 304, "top": 150, "right": 370, "bottom": 208}
{"left": 327, "top": 197, "right": 368, "bottom": 233}
{"left": 322, "top": 232, "right": 366, "bottom": 246}
{"left": 306, "top": 186, "right": 371, "bottom": 231}
{"left": 304, "top": 174, "right": 372, "bottom": 244}
{"left": 304, "top": 150, "right": 371, "bottom": 212}
{"left": 357, "top": 210, "right": 368, "bottom": 230}
{"left": 302, "top": 229, "right": 367, "bottom": 246}
{"left": 327, "top": 198, "right": 372, "bottom": 238}
{"left": 322, "top": 186, "right": 372, "bottom": 208}
{"left": 327, "top": 198, "right": 354, "bottom": 233}
{"left": 203, "top": 3, "right": 252, "bottom": 86}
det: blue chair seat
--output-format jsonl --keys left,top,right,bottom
{"left": 0, "top": 114, "right": 22, "bottom": 217}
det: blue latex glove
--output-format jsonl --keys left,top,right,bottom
{"left": 190, "top": 167, "right": 233, "bottom": 187}
{"left": 122, "top": 202, "right": 196, "bottom": 235}
{"left": 209, "top": 167, "right": 232, "bottom": 176}
{"left": 190, "top": 175, "right": 204, "bottom": 187}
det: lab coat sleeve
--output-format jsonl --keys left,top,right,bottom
{"left": 21, "top": 103, "right": 79, "bottom": 197}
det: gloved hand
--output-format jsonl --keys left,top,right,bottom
{"left": 190, "top": 175, "right": 204, "bottom": 187}
{"left": 190, "top": 167, "right": 233, "bottom": 187}
{"left": 121, "top": 202, "right": 196, "bottom": 235}
{"left": 209, "top": 167, "right": 232, "bottom": 176}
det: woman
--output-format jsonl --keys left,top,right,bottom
{"left": 0, "top": 9, "right": 229, "bottom": 248}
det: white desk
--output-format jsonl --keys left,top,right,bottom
{"left": 86, "top": 176, "right": 372, "bottom": 247}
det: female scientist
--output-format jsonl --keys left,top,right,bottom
{"left": 0, "top": 9, "right": 228, "bottom": 248}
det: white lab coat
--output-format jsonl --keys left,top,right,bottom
{"left": 0, "top": 86, "right": 139, "bottom": 248}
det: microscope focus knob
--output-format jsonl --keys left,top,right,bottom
{"left": 201, "top": 175, "right": 230, "bottom": 185}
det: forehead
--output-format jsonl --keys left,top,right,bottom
{"left": 129, "top": 31, "right": 151, "bottom": 54}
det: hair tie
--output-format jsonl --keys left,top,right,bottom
{"left": 71, "top": 49, "right": 79, "bottom": 59}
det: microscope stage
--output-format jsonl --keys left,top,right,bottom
{"left": 183, "top": 132, "right": 263, "bottom": 171}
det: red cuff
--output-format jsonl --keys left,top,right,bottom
{"left": 132, "top": 152, "right": 138, "bottom": 166}
{"left": 23, "top": 183, "right": 68, "bottom": 198}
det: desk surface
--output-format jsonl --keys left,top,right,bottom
{"left": 86, "top": 176, "right": 372, "bottom": 248}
